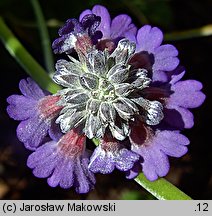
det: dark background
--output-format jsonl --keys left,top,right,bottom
{"left": 0, "top": 0, "right": 211, "bottom": 199}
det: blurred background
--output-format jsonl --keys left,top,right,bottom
{"left": 0, "top": 0, "right": 211, "bottom": 200}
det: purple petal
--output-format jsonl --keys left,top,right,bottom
{"left": 91, "top": 5, "right": 111, "bottom": 38}
{"left": 89, "top": 147, "right": 115, "bottom": 174}
{"left": 79, "top": 9, "right": 92, "bottom": 21}
{"left": 47, "top": 159, "right": 70, "bottom": 188}
{"left": 153, "top": 44, "right": 179, "bottom": 71}
{"left": 58, "top": 159, "right": 74, "bottom": 189}
{"left": 74, "top": 157, "right": 94, "bottom": 193}
{"left": 164, "top": 106, "right": 194, "bottom": 129}
{"left": 155, "top": 44, "right": 178, "bottom": 59}
{"left": 157, "top": 131, "right": 189, "bottom": 157}
{"left": 19, "top": 78, "right": 47, "bottom": 100}
{"left": 110, "top": 14, "right": 137, "bottom": 39}
{"left": 152, "top": 70, "right": 168, "bottom": 82}
{"left": 131, "top": 129, "right": 190, "bottom": 181}
{"left": 81, "top": 154, "right": 96, "bottom": 184}
{"left": 27, "top": 131, "right": 95, "bottom": 193}
{"left": 58, "top": 19, "right": 83, "bottom": 36}
{"left": 7, "top": 95, "right": 36, "bottom": 120}
{"left": 115, "top": 148, "right": 140, "bottom": 171}
{"left": 169, "top": 68, "right": 186, "bottom": 85}
{"left": 49, "top": 124, "right": 63, "bottom": 141}
{"left": 52, "top": 33, "right": 76, "bottom": 54}
{"left": 124, "top": 30, "right": 137, "bottom": 43}
{"left": 153, "top": 56, "right": 179, "bottom": 72}
{"left": 169, "top": 80, "right": 206, "bottom": 108}
{"left": 89, "top": 145, "right": 139, "bottom": 174}
{"left": 125, "top": 162, "right": 141, "bottom": 179}
{"left": 27, "top": 141, "right": 57, "bottom": 167}
{"left": 140, "top": 146, "right": 170, "bottom": 181}
{"left": 136, "top": 25, "right": 163, "bottom": 53}
{"left": 17, "top": 115, "right": 49, "bottom": 150}
{"left": 27, "top": 141, "right": 59, "bottom": 178}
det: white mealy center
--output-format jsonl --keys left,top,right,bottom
{"left": 91, "top": 77, "right": 117, "bottom": 101}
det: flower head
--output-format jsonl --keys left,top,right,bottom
{"left": 7, "top": 5, "right": 206, "bottom": 193}
{"left": 54, "top": 38, "right": 164, "bottom": 141}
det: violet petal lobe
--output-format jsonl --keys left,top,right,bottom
{"left": 131, "top": 130, "right": 189, "bottom": 181}
{"left": 19, "top": 78, "right": 48, "bottom": 99}
{"left": 7, "top": 95, "right": 36, "bottom": 120}
{"left": 89, "top": 5, "right": 111, "bottom": 38}
{"left": 89, "top": 136, "right": 139, "bottom": 174}
{"left": 110, "top": 14, "right": 137, "bottom": 39}
{"left": 17, "top": 115, "right": 50, "bottom": 150}
{"left": 7, "top": 78, "right": 62, "bottom": 150}
{"left": 169, "top": 80, "right": 206, "bottom": 108}
{"left": 136, "top": 25, "right": 163, "bottom": 53}
{"left": 163, "top": 106, "right": 194, "bottom": 129}
{"left": 27, "top": 130, "right": 95, "bottom": 193}
{"left": 153, "top": 44, "right": 179, "bottom": 71}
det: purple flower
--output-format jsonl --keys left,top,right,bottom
{"left": 89, "top": 133, "right": 139, "bottom": 174}
{"left": 7, "top": 5, "right": 206, "bottom": 191}
{"left": 79, "top": 5, "right": 137, "bottom": 51}
{"left": 129, "top": 25, "right": 179, "bottom": 83}
{"left": 27, "top": 129, "right": 95, "bottom": 193}
{"left": 141, "top": 66, "right": 206, "bottom": 130}
{"left": 164, "top": 68, "right": 206, "bottom": 129}
{"left": 80, "top": 5, "right": 137, "bottom": 40}
{"left": 126, "top": 66, "right": 205, "bottom": 180}
{"left": 52, "top": 14, "right": 102, "bottom": 54}
{"left": 130, "top": 126, "right": 189, "bottom": 181}
{"left": 7, "top": 78, "right": 63, "bottom": 150}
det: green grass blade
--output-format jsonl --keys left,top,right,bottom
{"left": 30, "top": 0, "right": 55, "bottom": 74}
{"left": 0, "top": 17, "right": 60, "bottom": 93}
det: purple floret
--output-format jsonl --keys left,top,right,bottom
{"left": 131, "top": 130, "right": 189, "bottom": 181}
{"left": 79, "top": 5, "right": 137, "bottom": 42}
{"left": 7, "top": 78, "right": 63, "bottom": 150}
{"left": 52, "top": 14, "right": 102, "bottom": 54}
{"left": 164, "top": 68, "right": 206, "bottom": 129}
{"left": 89, "top": 134, "right": 139, "bottom": 174}
{"left": 27, "top": 129, "right": 96, "bottom": 193}
{"left": 129, "top": 25, "right": 179, "bottom": 82}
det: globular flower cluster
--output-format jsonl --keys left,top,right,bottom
{"left": 7, "top": 5, "right": 205, "bottom": 193}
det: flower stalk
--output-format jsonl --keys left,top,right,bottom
{"left": 135, "top": 173, "right": 192, "bottom": 200}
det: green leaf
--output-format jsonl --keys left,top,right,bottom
{"left": 30, "top": 0, "right": 55, "bottom": 74}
